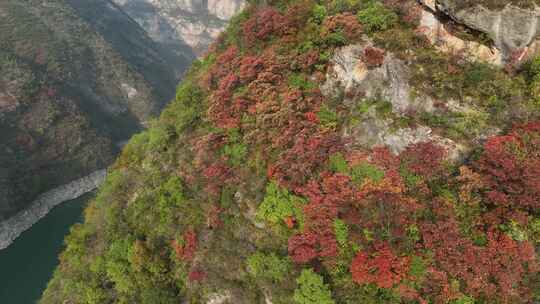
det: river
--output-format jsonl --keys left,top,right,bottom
{"left": 0, "top": 192, "right": 94, "bottom": 304}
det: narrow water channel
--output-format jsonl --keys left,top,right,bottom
{"left": 0, "top": 192, "right": 94, "bottom": 304}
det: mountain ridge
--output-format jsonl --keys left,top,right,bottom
{"left": 41, "top": 1, "right": 540, "bottom": 303}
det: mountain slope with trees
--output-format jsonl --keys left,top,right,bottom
{"left": 42, "top": 0, "right": 539, "bottom": 303}
{"left": 0, "top": 0, "right": 193, "bottom": 222}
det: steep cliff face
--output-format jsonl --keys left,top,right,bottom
{"left": 0, "top": 0, "right": 192, "bottom": 222}
{"left": 111, "top": 0, "right": 246, "bottom": 56}
{"left": 42, "top": 1, "right": 540, "bottom": 304}
{"left": 421, "top": 0, "right": 540, "bottom": 65}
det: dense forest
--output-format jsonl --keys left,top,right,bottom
{"left": 42, "top": 0, "right": 539, "bottom": 303}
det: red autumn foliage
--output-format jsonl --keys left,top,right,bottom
{"left": 475, "top": 123, "right": 540, "bottom": 213}
{"left": 297, "top": 50, "right": 320, "bottom": 70}
{"left": 202, "top": 162, "right": 232, "bottom": 196}
{"left": 299, "top": 172, "right": 355, "bottom": 208}
{"left": 362, "top": 46, "right": 386, "bottom": 67}
{"left": 272, "top": 130, "right": 341, "bottom": 188}
{"left": 505, "top": 48, "right": 528, "bottom": 72}
{"left": 217, "top": 72, "right": 239, "bottom": 93}
{"left": 401, "top": 141, "right": 447, "bottom": 178}
{"left": 421, "top": 219, "right": 538, "bottom": 302}
{"left": 288, "top": 231, "right": 318, "bottom": 263}
{"left": 398, "top": 284, "right": 426, "bottom": 304}
{"left": 191, "top": 133, "right": 226, "bottom": 167}
{"left": 172, "top": 230, "right": 198, "bottom": 262}
{"left": 202, "top": 46, "right": 241, "bottom": 90}
{"left": 217, "top": 45, "right": 239, "bottom": 65}
{"left": 191, "top": 1, "right": 538, "bottom": 299}
{"left": 46, "top": 87, "right": 56, "bottom": 97}
{"left": 188, "top": 269, "right": 207, "bottom": 282}
{"left": 351, "top": 242, "right": 410, "bottom": 289}
{"left": 281, "top": 0, "right": 315, "bottom": 31}
{"left": 182, "top": 230, "right": 198, "bottom": 261}
{"left": 203, "top": 163, "right": 230, "bottom": 180}
{"left": 321, "top": 13, "right": 363, "bottom": 41}
{"left": 383, "top": 0, "right": 422, "bottom": 25}
{"left": 354, "top": 168, "right": 421, "bottom": 241}
{"left": 238, "top": 56, "right": 265, "bottom": 82}
{"left": 288, "top": 173, "right": 356, "bottom": 263}
{"left": 304, "top": 111, "right": 319, "bottom": 123}
{"left": 423, "top": 267, "right": 460, "bottom": 303}
{"left": 370, "top": 146, "right": 401, "bottom": 170}
{"left": 243, "top": 7, "right": 286, "bottom": 46}
{"left": 207, "top": 72, "right": 243, "bottom": 128}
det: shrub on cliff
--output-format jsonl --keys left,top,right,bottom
{"left": 293, "top": 269, "right": 335, "bottom": 304}
{"left": 357, "top": 2, "right": 398, "bottom": 34}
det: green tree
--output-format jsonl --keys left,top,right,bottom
{"left": 257, "top": 181, "right": 305, "bottom": 225}
{"left": 247, "top": 252, "right": 291, "bottom": 282}
{"left": 350, "top": 162, "right": 384, "bottom": 185}
{"left": 311, "top": 5, "right": 327, "bottom": 24}
{"left": 161, "top": 79, "right": 204, "bottom": 134}
{"left": 357, "top": 2, "right": 398, "bottom": 34}
{"left": 334, "top": 219, "right": 349, "bottom": 247}
{"left": 451, "top": 295, "right": 476, "bottom": 304}
{"left": 293, "top": 269, "right": 335, "bottom": 304}
{"left": 317, "top": 105, "right": 339, "bottom": 129}
{"left": 328, "top": 153, "right": 348, "bottom": 174}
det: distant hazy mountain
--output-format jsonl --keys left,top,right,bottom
{"left": 111, "top": 0, "right": 246, "bottom": 56}
{"left": 0, "top": 0, "right": 195, "bottom": 221}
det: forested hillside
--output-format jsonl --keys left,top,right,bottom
{"left": 0, "top": 0, "right": 192, "bottom": 221}
{"left": 42, "top": 0, "right": 539, "bottom": 303}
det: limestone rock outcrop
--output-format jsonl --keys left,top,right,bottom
{"left": 321, "top": 43, "right": 435, "bottom": 114}
{"left": 419, "top": 0, "right": 540, "bottom": 64}
{"left": 322, "top": 43, "right": 467, "bottom": 161}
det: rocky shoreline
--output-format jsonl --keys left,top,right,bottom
{"left": 0, "top": 170, "right": 107, "bottom": 250}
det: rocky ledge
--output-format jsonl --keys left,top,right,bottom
{"left": 0, "top": 170, "right": 107, "bottom": 250}
{"left": 420, "top": 0, "right": 540, "bottom": 65}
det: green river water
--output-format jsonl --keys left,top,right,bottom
{"left": 0, "top": 192, "right": 94, "bottom": 304}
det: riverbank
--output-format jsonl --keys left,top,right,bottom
{"left": 0, "top": 170, "right": 106, "bottom": 250}
{"left": 0, "top": 193, "right": 92, "bottom": 303}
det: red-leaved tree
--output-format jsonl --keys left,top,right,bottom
{"left": 351, "top": 242, "right": 410, "bottom": 289}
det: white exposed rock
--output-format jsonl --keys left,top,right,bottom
{"left": 345, "top": 113, "right": 466, "bottom": 161}
{"left": 321, "top": 44, "right": 434, "bottom": 114}
{"left": 175, "top": 0, "right": 200, "bottom": 14}
{"left": 320, "top": 44, "right": 367, "bottom": 95}
{"left": 420, "top": 0, "right": 540, "bottom": 64}
{"left": 0, "top": 170, "right": 107, "bottom": 250}
{"left": 324, "top": 44, "right": 466, "bottom": 161}
{"left": 206, "top": 291, "right": 232, "bottom": 304}
{"left": 417, "top": 8, "right": 504, "bottom": 66}
{"left": 121, "top": 83, "right": 139, "bottom": 99}
{"left": 208, "top": 0, "right": 246, "bottom": 20}
{"left": 421, "top": 0, "right": 437, "bottom": 11}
